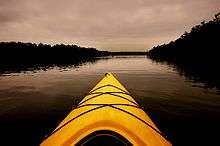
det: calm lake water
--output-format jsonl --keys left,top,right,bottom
{"left": 0, "top": 56, "right": 220, "bottom": 146}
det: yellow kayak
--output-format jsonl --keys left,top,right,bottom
{"left": 41, "top": 73, "right": 171, "bottom": 146}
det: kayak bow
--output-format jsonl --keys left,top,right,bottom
{"left": 41, "top": 72, "right": 171, "bottom": 146}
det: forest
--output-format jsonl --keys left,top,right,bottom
{"left": 147, "top": 13, "right": 220, "bottom": 90}
{"left": 0, "top": 42, "right": 110, "bottom": 72}
{"left": 0, "top": 42, "right": 148, "bottom": 73}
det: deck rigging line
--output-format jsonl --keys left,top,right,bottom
{"left": 44, "top": 84, "right": 170, "bottom": 142}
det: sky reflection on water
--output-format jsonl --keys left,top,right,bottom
{"left": 0, "top": 56, "right": 219, "bottom": 146}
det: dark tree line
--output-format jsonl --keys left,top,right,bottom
{"left": 0, "top": 42, "right": 110, "bottom": 71}
{"left": 147, "top": 13, "right": 220, "bottom": 90}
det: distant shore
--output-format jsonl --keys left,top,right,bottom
{"left": 0, "top": 41, "right": 147, "bottom": 73}
{"left": 147, "top": 13, "right": 220, "bottom": 90}
{"left": 110, "top": 51, "right": 147, "bottom": 56}
{"left": 0, "top": 42, "right": 106, "bottom": 72}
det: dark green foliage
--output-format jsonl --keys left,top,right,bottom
{"left": 147, "top": 13, "right": 220, "bottom": 90}
{"left": 0, "top": 42, "right": 110, "bottom": 71}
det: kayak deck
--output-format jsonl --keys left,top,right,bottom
{"left": 41, "top": 73, "right": 171, "bottom": 146}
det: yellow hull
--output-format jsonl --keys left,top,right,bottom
{"left": 41, "top": 73, "right": 171, "bottom": 146}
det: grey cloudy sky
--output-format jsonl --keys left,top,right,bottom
{"left": 0, "top": 0, "right": 219, "bottom": 51}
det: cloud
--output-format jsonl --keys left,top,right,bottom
{"left": 0, "top": 0, "right": 219, "bottom": 51}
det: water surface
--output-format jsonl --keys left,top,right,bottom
{"left": 0, "top": 56, "right": 219, "bottom": 146}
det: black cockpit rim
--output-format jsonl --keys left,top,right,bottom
{"left": 75, "top": 130, "right": 132, "bottom": 146}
